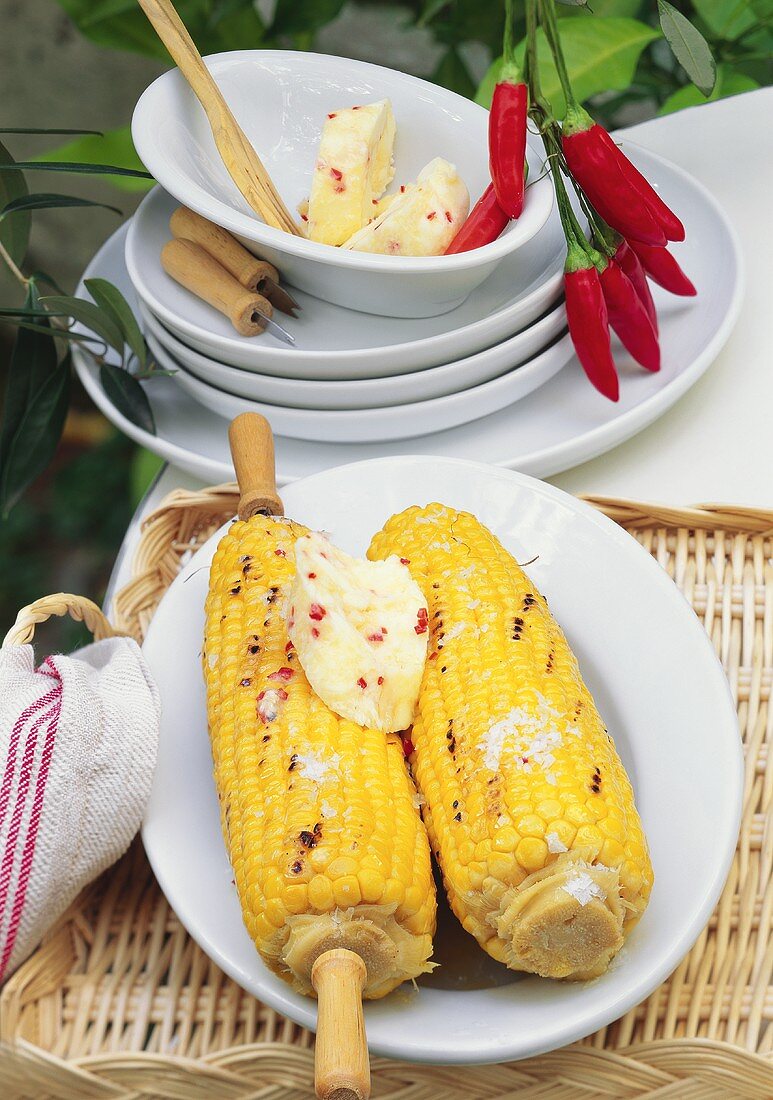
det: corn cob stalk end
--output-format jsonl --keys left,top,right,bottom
{"left": 494, "top": 855, "right": 625, "bottom": 979}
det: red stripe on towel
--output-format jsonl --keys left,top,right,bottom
{"left": 0, "top": 681, "right": 63, "bottom": 980}
{"left": 0, "top": 660, "right": 64, "bottom": 981}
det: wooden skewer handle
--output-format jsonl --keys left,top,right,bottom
{"left": 312, "top": 949, "right": 370, "bottom": 1100}
{"left": 137, "top": 0, "right": 226, "bottom": 130}
{"left": 137, "top": 0, "right": 300, "bottom": 235}
{"left": 228, "top": 413, "right": 284, "bottom": 519}
{"left": 161, "top": 239, "right": 273, "bottom": 336}
{"left": 170, "top": 206, "right": 279, "bottom": 293}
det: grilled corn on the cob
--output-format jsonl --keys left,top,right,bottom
{"left": 203, "top": 516, "right": 436, "bottom": 998}
{"left": 368, "top": 503, "right": 653, "bottom": 980}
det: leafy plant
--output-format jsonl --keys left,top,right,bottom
{"left": 0, "top": 131, "right": 164, "bottom": 516}
{"left": 45, "top": 0, "right": 769, "bottom": 186}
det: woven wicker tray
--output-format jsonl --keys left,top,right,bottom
{"left": 1, "top": 488, "right": 771, "bottom": 1099}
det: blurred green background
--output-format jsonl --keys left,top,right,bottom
{"left": 1, "top": 0, "right": 770, "bottom": 647}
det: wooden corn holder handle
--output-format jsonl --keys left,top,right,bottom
{"left": 228, "top": 413, "right": 283, "bottom": 519}
{"left": 312, "top": 949, "right": 370, "bottom": 1100}
{"left": 170, "top": 206, "right": 279, "bottom": 292}
{"left": 161, "top": 238, "right": 274, "bottom": 336}
{"left": 136, "top": 0, "right": 299, "bottom": 235}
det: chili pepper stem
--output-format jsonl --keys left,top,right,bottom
{"left": 538, "top": 0, "right": 580, "bottom": 115}
{"left": 501, "top": 0, "right": 522, "bottom": 79}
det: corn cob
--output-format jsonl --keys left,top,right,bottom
{"left": 368, "top": 503, "right": 653, "bottom": 980}
{"left": 203, "top": 515, "right": 436, "bottom": 998}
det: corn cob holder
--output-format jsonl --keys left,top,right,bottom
{"left": 160, "top": 238, "right": 295, "bottom": 344}
{"left": 170, "top": 206, "right": 300, "bottom": 316}
{"left": 208, "top": 413, "right": 437, "bottom": 1100}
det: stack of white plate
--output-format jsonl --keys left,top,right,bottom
{"left": 124, "top": 187, "right": 571, "bottom": 445}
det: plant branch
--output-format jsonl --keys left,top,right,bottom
{"left": 0, "top": 238, "right": 29, "bottom": 289}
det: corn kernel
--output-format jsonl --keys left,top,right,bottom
{"left": 358, "top": 869, "right": 386, "bottom": 904}
{"left": 515, "top": 836, "right": 548, "bottom": 872}
{"left": 308, "top": 874, "right": 334, "bottom": 910}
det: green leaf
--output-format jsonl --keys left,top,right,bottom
{"left": 559, "top": 0, "right": 642, "bottom": 15}
{"left": 431, "top": 46, "right": 477, "bottom": 99}
{"left": 0, "top": 160, "right": 152, "bottom": 180}
{"left": 658, "top": 1, "right": 717, "bottom": 97}
{"left": 54, "top": 0, "right": 261, "bottom": 59}
{"left": 81, "top": 0, "right": 140, "bottom": 25}
{"left": 130, "top": 447, "right": 164, "bottom": 507}
{"left": 750, "top": 0, "right": 773, "bottom": 17}
{"left": 0, "top": 193, "right": 122, "bottom": 219}
{"left": 417, "top": 0, "right": 450, "bottom": 27}
{"left": 207, "top": 1, "right": 265, "bottom": 49}
{"left": 478, "top": 17, "right": 659, "bottom": 115}
{"left": 0, "top": 354, "right": 71, "bottom": 515}
{"left": 0, "top": 285, "right": 57, "bottom": 478}
{"left": 659, "top": 63, "right": 759, "bottom": 114}
{"left": 430, "top": 0, "right": 504, "bottom": 54}
{"left": 5, "top": 320, "right": 108, "bottom": 348}
{"left": 39, "top": 126, "right": 153, "bottom": 193}
{"left": 0, "top": 140, "right": 30, "bottom": 268}
{"left": 0, "top": 127, "right": 104, "bottom": 136}
{"left": 40, "top": 295, "right": 125, "bottom": 355}
{"left": 271, "top": 0, "right": 345, "bottom": 36}
{"left": 100, "top": 363, "right": 155, "bottom": 434}
{"left": 85, "top": 278, "right": 146, "bottom": 368}
{"left": 692, "top": 0, "right": 756, "bottom": 41}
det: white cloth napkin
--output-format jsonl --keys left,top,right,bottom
{"left": 0, "top": 637, "right": 160, "bottom": 981}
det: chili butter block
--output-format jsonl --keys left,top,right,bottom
{"left": 343, "top": 158, "right": 469, "bottom": 257}
{"left": 306, "top": 99, "right": 396, "bottom": 247}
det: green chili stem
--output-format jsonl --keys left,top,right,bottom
{"left": 503, "top": 0, "right": 515, "bottom": 66}
{"left": 538, "top": 0, "right": 578, "bottom": 110}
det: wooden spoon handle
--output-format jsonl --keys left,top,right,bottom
{"left": 311, "top": 949, "right": 370, "bottom": 1100}
{"left": 161, "top": 238, "right": 273, "bottom": 336}
{"left": 170, "top": 206, "right": 279, "bottom": 292}
{"left": 228, "top": 413, "right": 284, "bottom": 519}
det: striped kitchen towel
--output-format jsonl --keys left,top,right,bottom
{"left": 0, "top": 638, "right": 160, "bottom": 982}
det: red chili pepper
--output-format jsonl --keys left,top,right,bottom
{"left": 489, "top": 66, "right": 527, "bottom": 219}
{"left": 444, "top": 183, "right": 509, "bottom": 254}
{"left": 614, "top": 237, "right": 658, "bottom": 335}
{"left": 598, "top": 259, "right": 660, "bottom": 373}
{"left": 564, "top": 247, "right": 619, "bottom": 402}
{"left": 562, "top": 105, "right": 667, "bottom": 247}
{"left": 627, "top": 239, "right": 697, "bottom": 297}
{"left": 594, "top": 126, "right": 684, "bottom": 242}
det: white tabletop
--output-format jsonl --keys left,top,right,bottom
{"left": 106, "top": 89, "right": 772, "bottom": 608}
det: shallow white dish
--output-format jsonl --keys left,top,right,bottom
{"left": 126, "top": 186, "right": 565, "bottom": 380}
{"left": 140, "top": 302, "right": 567, "bottom": 411}
{"left": 141, "top": 455, "right": 741, "bottom": 1063}
{"left": 160, "top": 331, "right": 573, "bottom": 443}
{"left": 132, "top": 51, "right": 553, "bottom": 318}
{"left": 73, "top": 144, "right": 742, "bottom": 483}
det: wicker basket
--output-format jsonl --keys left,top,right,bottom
{"left": 1, "top": 488, "right": 770, "bottom": 1099}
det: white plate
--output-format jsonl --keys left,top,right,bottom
{"left": 141, "top": 456, "right": 742, "bottom": 1063}
{"left": 140, "top": 302, "right": 568, "bottom": 412}
{"left": 150, "top": 330, "right": 573, "bottom": 443}
{"left": 131, "top": 51, "right": 553, "bottom": 317}
{"left": 126, "top": 186, "right": 565, "bottom": 380}
{"left": 72, "top": 145, "right": 743, "bottom": 484}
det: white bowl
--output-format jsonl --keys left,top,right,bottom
{"left": 142, "top": 456, "right": 742, "bottom": 1062}
{"left": 157, "top": 331, "right": 574, "bottom": 442}
{"left": 125, "top": 185, "right": 565, "bottom": 380}
{"left": 131, "top": 50, "right": 553, "bottom": 317}
{"left": 140, "top": 301, "right": 567, "bottom": 410}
